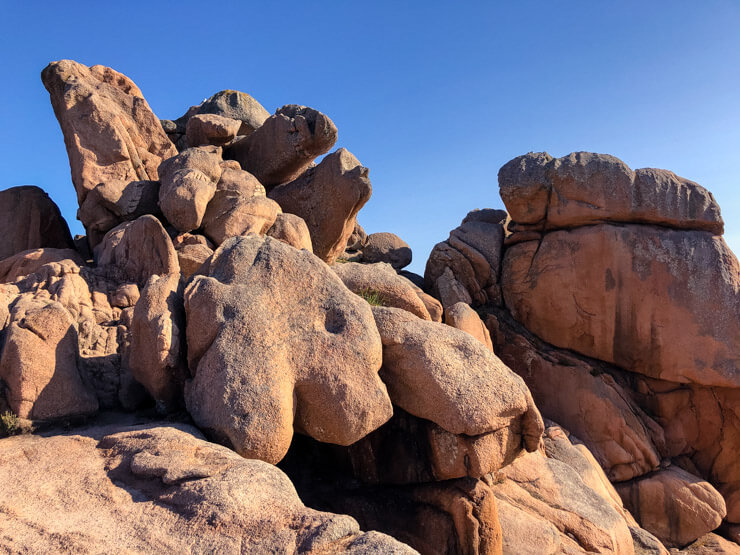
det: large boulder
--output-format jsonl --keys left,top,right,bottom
{"left": 361, "top": 232, "right": 412, "bottom": 270}
{"left": 0, "top": 186, "right": 74, "bottom": 261}
{"left": 157, "top": 147, "right": 223, "bottom": 233}
{"left": 0, "top": 295, "right": 98, "bottom": 420}
{"left": 633, "top": 377, "right": 740, "bottom": 524}
{"left": 41, "top": 60, "right": 177, "bottom": 207}
{"left": 371, "top": 305, "right": 543, "bottom": 445}
{"left": 227, "top": 104, "right": 337, "bottom": 188}
{"left": 0, "top": 423, "right": 414, "bottom": 553}
{"left": 184, "top": 235, "right": 393, "bottom": 464}
{"left": 333, "top": 262, "right": 431, "bottom": 320}
{"left": 499, "top": 152, "right": 724, "bottom": 234}
{"left": 95, "top": 215, "right": 179, "bottom": 286}
{"left": 615, "top": 465, "right": 726, "bottom": 547}
{"left": 501, "top": 225, "right": 740, "bottom": 387}
{"left": 269, "top": 148, "right": 372, "bottom": 264}
{"left": 196, "top": 89, "right": 270, "bottom": 136}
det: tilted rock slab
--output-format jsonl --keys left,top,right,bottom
{"left": 333, "top": 262, "right": 431, "bottom": 320}
{"left": 185, "top": 113, "right": 240, "bottom": 148}
{"left": 227, "top": 104, "right": 337, "bottom": 188}
{"left": 371, "top": 305, "right": 543, "bottom": 446}
{"left": 615, "top": 465, "right": 726, "bottom": 548}
{"left": 184, "top": 235, "right": 393, "bottom": 463}
{"left": 486, "top": 307, "right": 664, "bottom": 482}
{"left": 0, "top": 186, "right": 74, "bottom": 261}
{"left": 129, "top": 273, "right": 187, "bottom": 410}
{"left": 445, "top": 301, "right": 494, "bottom": 351}
{"left": 502, "top": 225, "right": 740, "bottom": 387}
{"left": 41, "top": 60, "right": 177, "bottom": 207}
{"left": 0, "top": 423, "right": 415, "bottom": 553}
{"left": 269, "top": 148, "right": 372, "bottom": 264}
{"left": 499, "top": 151, "right": 724, "bottom": 234}
{"left": 493, "top": 450, "right": 635, "bottom": 554}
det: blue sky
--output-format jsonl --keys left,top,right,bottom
{"left": 1, "top": 1, "right": 738, "bottom": 274}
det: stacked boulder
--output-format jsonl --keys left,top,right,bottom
{"left": 0, "top": 58, "right": 737, "bottom": 553}
{"left": 425, "top": 151, "right": 739, "bottom": 551}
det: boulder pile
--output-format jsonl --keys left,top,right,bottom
{"left": 0, "top": 59, "right": 737, "bottom": 554}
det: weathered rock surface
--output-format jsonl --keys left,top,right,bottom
{"left": 616, "top": 465, "right": 726, "bottom": 547}
{"left": 361, "top": 232, "right": 413, "bottom": 270}
{"left": 269, "top": 148, "right": 372, "bottom": 264}
{"left": 95, "top": 215, "right": 179, "bottom": 286}
{"left": 371, "top": 306, "right": 543, "bottom": 445}
{"left": 41, "top": 60, "right": 177, "bottom": 206}
{"left": 445, "top": 302, "right": 493, "bottom": 351}
{"left": 77, "top": 179, "right": 160, "bottom": 247}
{"left": 227, "top": 104, "right": 337, "bottom": 188}
{"left": 129, "top": 273, "right": 187, "bottom": 410}
{"left": 185, "top": 113, "right": 241, "bottom": 147}
{"left": 202, "top": 195, "right": 281, "bottom": 246}
{"left": 334, "top": 262, "right": 431, "bottom": 320}
{"left": 675, "top": 533, "right": 740, "bottom": 554}
{"left": 0, "top": 248, "right": 84, "bottom": 284}
{"left": 633, "top": 378, "right": 740, "bottom": 524}
{"left": 267, "top": 212, "right": 313, "bottom": 251}
{"left": 347, "top": 407, "right": 528, "bottom": 483}
{"left": 500, "top": 152, "right": 724, "bottom": 234}
{"left": 158, "top": 146, "right": 223, "bottom": 233}
{"left": 486, "top": 308, "right": 664, "bottom": 482}
{"left": 501, "top": 225, "right": 740, "bottom": 387}
{"left": 0, "top": 186, "right": 74, "bottom": 260}
{"left": 493, "top": 450, "right": 635, "bottom": 554}
{"left": 184, "top": 235, "right": 393, "bottom": 463}
{"left": 0, "top": 422, "right": 415, "bottom": 553}
{"left": 425, "top": 211, "right": 505, "bottom": 307}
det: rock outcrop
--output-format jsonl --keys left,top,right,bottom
{"left": 6, "top": 60, "right": 740, "bottom": 554}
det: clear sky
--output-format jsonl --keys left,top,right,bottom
{"left": 1, "top": 1, "right": 738, "bottom": 274}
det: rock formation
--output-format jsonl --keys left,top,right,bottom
{"left": 0, "top": 61, "right": 737, "bottom": 554}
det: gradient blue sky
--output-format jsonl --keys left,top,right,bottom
{"left": 1, "top": 1, "right": 738, "bottom": 274}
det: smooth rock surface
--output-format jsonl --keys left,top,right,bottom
{"left": 361, "top": 232, "right": 412, "bottom": 270}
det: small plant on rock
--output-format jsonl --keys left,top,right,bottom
{"left": 359, "top": 289, "right": 386, "bottom": 307}
{"left": 0, "top": 411, "right": 20, "bottom": 437}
